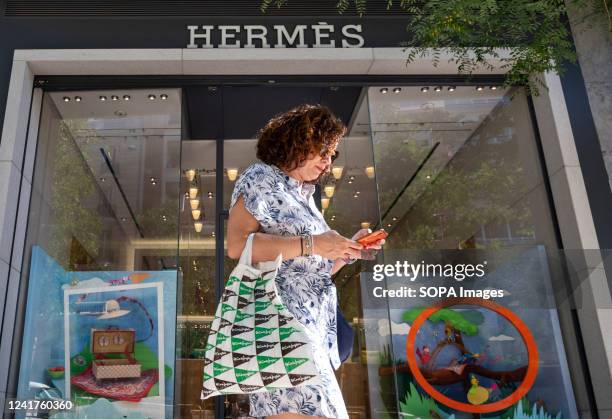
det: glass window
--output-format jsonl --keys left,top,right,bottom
{"left": 16, "top": 89, "right": 182, "bottom": 418}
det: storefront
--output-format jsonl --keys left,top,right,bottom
{"left": 0, "top": 3, "right": 611, "bottom": 419}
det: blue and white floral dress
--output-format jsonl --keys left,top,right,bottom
{"left": 229, "top": 162, "right": 348, "bottom": 419}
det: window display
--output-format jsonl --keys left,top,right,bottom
{"left": 17, "top": 246, "right": 177, "bottom": 418}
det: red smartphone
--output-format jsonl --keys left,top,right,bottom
{"left": 357, "top": 229, "right": 388, "bottom": 246}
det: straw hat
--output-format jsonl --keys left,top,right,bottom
{"left": 97, "top": 299, "right": 130, "bottom": 319}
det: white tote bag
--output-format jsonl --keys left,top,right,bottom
{"left": 201, "top": 233, "right": 322, "bottom": 399}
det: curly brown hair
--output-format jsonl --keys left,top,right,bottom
{"left": 256, "top": 104, "right": 347, "bottom": 172}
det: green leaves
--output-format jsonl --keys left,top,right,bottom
{"left": 255, "top": 0, "right": 605, "bottom": 96}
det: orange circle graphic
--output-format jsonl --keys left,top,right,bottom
{"left": 405, "top": 297, "right": 539, "bottom": 414}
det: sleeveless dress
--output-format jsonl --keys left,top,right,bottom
{"left": 229, "top": 162, "right": 349, "bottom": 419}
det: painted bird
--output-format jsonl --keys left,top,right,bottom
{"left": 467, "top": 375, "right": 498, "bottom": 405}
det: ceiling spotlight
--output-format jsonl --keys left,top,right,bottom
{"left": 226, "top": 168, "right": 238, "bottom": 181}
{"left": 63, "top": 96, "right": 70, "bottom": 102}
{"left": 192, "top": 209, "right": 201, "bottom": 220}
{"left": 476, "top": 86, "right": 484, "bottom": 91}
{"left": 321, "top": 197, "right": 330, "bottom": 209}
{"left": 393, "top": 87, "right": 402, "bottom": 93}
{"left": 324, "top": 185, "right": 335, "bottom": 198}
{"left": 490, "top": 86, "right": 498, "bottom": 90}
{"left": 99, "top": 95, "right": 107, "bottom": 101}
{"left": 194, "top": 221, "right": 203, "bottom": 233}
{"left": 189, "top": 186, "right": 198, "bottom": 199}
{"left": 434, "top": 86, "right": 442, "bottom": 92}
{"left": 331, "top": 166, "right": 343, "bottom": 180}
{"left": 123, "top": 95, "right": 131, "bottom": 101}
{"left": 190, "top": 198, "right": 200, "bottom": 211}
{"left": 148, "top": 94, "right": 156, "bottom": 100}
{"left": 421, "top": 87, "right": 429, "bottom": 93}
{"left": 160, "top": 94, "right": 168, "bottom": 100}
{"left": 380, "top": 87, "right": 388, "bottom": 94}
{"left": 111, "top": 95, "right": 119, "bottom": 101}
{"left": 365, "top": 166, "right": 375, "bottom": 179}
{"left": 448, "top": 86, "right": 456, "bottom": 92}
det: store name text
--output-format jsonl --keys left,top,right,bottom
{"left": 186, "top": 23, "right": 364, "bottom": 48}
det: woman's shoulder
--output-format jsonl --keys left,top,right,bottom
{"left": 239, "top": 162, "right": 276, "bottom": 182}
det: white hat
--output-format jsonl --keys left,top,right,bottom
{"left": 97, "top": 299, "right": 130, "bottom": 320}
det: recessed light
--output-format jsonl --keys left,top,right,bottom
{"left": 392, "top": 217, "right": 398, "bottom": 221}
{"left": 114, "top": 110, "right": 127, "bottom": 117}
{"left": 123, "top": 95, "right": 131, "bottom": 101}
{"left": 353, "top": 194, "right": 359, "bottom": 198}
{"left": 490, "top": 86, "right": 498, "bottom": 90}
{"left": 63, "top": 96, "right": 70, "bottom": 102}
{"left": 268, "top": 80, "right": 276, "bottom": 84}
{"left": 121, "top": 217, "right": 127, "bottom": 222}
{"left": 100, "top": 177, "right": 106, "bottom": 182}
{"left": 99, "top": 95, "right": 107, "bottom": 101}
{"left": 208, "top": 86, "right": 217, "bottom": 92}
{"left": 476, "top": 86, "right": 484, "bottom": 91}
{"left": 330, "top": 86, "right": 339, "bottom": 91}
{"left": 148, "top": 94, "right": 156, "bottom": 100}
{"left": 161, "top": 215, "right": 167, "bottom": 222}
{"left": 426, "top": 174, "right": 431, "bottom": 179}
{"left": 160, "top": 94, "right": 168, "bottom": 100}
{"left": 380, "top": 87, "right": 388, "bottom": 94}
{"left": 75, "top": 96, "right": 82, "bottom": 102}
{"left": 387, "top": 223, "right": 392, "bottom": 227}
{"left": 448, "top": 86, "right": 456, "bottom": 92}
{"left": 207, "top": 191, "right": 214, "bottom": 199}
{"left": 111, "top": 95, "right": 119, "bottom": 101}
{"left": 393, "top": 87, "right": 401, "bottom": 93}
{"left": 421, "top": 87, "right": 429, "bottom": 93}
{"left": 434, "top": 86, "right": 442, "bottom": 92}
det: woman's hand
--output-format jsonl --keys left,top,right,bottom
{"left": 350, "top": 228, "right": 385, "bottom": 260}
{"left": 313, "top": 230, "right": 363, "bottom": 260}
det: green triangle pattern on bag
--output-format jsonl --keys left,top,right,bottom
{"left": 201, "top": 233, "right": 321, "bottom": 400}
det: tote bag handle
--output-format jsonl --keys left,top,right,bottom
{"left": 238, "top": 233, "right": 255, "bottom": 267}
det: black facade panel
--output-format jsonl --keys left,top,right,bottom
{"left": 4, "top": 0, "right": 414, "bottom": 17}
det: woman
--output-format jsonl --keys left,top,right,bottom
{"left": 227, "top": 104, "right": 385, "bottom": 419}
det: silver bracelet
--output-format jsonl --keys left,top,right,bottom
{"left": 303, "top": 234, "right": 313, "bottom": 257}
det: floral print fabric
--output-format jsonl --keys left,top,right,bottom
{"left": 229, "top": 162, "right": 348, "bottom": 419}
